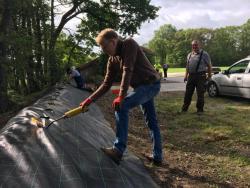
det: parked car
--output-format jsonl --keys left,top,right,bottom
{"left": 208, "top": 56, "right": 250, "bottom": 99}
{"left": 211, "top": 67, "right": 221, "bottom": 74}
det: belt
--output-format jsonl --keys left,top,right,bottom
{"left": 133, "top": 77, "right": 160, "bottom": 88}
{"left": 142, "top": 76, "right": 160, "bottom": 85}
{"left": 189, "top": 71, "right": 206, "bottom": 75}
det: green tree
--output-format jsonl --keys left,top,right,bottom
{"left": 239, "top": 19, "right": 250, "bottom": 58}
{"left": 0, "top": 0, "right": 13, "bottom": 112}
{"left": 173, "top": 28, "right": 213, "bottom": 67}
{"left": 207, "top": 26, "right": 240, "bottom": 66}
{"left": 0, "top": 0, "right": 159, "bottom": 112}
{"left": 55, "top": 33, "right": 95, "bottom": 72}
{"left": 148, "top": 24, "right": 177, "bottom": 66}
{"left": 48, "top": 0, "right": 159, "bottom": 84}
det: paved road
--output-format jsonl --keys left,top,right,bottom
{"left": 160, "top": 74, "right": 186, "bottom": 92}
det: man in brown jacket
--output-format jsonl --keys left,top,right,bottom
{"left": 80, "top": 28, "right": 163, "bottom": 165}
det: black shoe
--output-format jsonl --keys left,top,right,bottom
{"left": 197, "top": 109, "right": 204, "bottom": 115}
{"left": 101, "top": 147, "right": 122, "bottom": 165}
{"left": 177, "top": 109, "right": 187, "bottom": 114}
{"left": 144, "top": 154, "right": 162, "bottom": 166}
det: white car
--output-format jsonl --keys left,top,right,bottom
{"left": 208, "top": 56, "right": 250, "bottom": 99}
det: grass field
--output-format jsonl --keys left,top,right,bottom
{"left": 97, "top": 91, "right": 250, "bottom": 187}
{"left": 218, "top": 66, "right": 229, "bottom": 70}
{"left": 167, "top": 67, "right": 229, "bottom": 73}
{"left": 168, "top": 68, "right": 186, "bottom": 73}
{"left": 153, "top": 92, "right": 250, "bottom": 187}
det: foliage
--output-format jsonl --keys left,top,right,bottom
{"left": 0, "top": 0, "right": 159, "bottom": 111}
{"left": 148, "top": 24, "right": 177, "bottom": 65}
{"left": 148, "top": 20, "right": 250, "bottom": 67}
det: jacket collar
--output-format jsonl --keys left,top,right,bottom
{"left": 115, "top": 39, "right": 123, "bottom": 56}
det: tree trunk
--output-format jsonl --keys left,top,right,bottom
{"left": 41, "top": 5, "right": 48, "bottom": 84}
{"left": 48, "top": 0, "right": 58, "bottom": 85}
{"left": 26, "top": 14, "right": 38, "bottom": 93}
{"left": 48, "top": 0, "right": 82, "bottom": 85}
{"left": 34, "top": 10, "right": 44, "bottom": 88}
{"left": 0, "top": 0, "right": 12, "bottom": 112}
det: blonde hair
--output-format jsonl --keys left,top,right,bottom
{"left": 95, "top": 28, "right": 118, "bottom": 45}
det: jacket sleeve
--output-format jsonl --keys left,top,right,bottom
{"left": 119, "top": 39, "right": 137, "bottom": 97}
{"left": 90, "top": 57, "right": 117, "bottom": 101}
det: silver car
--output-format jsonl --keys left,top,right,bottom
{"left": 208, "top": 56, "right": 250, "bottom": 99}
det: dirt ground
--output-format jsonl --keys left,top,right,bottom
{"left": 96, "top": 91, "right": 250, "bottom": 188}
{"left": 1, "top": 87, "right": 249, "bottom": 188}
{"left": 96, "top": 91, "right": 207, "bottom": 188}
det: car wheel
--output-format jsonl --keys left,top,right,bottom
{"left": 208, "top": 82, "right": 218, "bottom": 97}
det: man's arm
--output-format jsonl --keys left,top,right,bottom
{"left": 184, "top": 53, "right": 190, "bottom": 82}
{"left": 205, "top": 52, "right": 212, "bottom": 79}
{"left": 88, "top": 57, "right": 117, "bottom": 101}
{"left": 184, "top": 68, "right": 188, "bottom": 82}
{"left": 119, "top": 39, "right": 137, "bottom": 97}
{"left": 207, "top": 63, "right": 212, "bottom": 79}
{"left": 184, "top": 68, "right": 189, "bottom": 82}
{"left": 67, "top": 74, "right": 72, "bottom": 80}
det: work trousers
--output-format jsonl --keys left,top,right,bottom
{"left": 182, "top": 74, "right": 206, "bottom": 112}
{"left": 114, "top": 80, "right": 162, "bottom": 161}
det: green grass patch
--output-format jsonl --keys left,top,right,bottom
{"left": 155, "top": 92, "right": 250, "bottom": 186}
{"left": 219, "top": 66, "right": 229, "bottom": 70}
{"left": 168, "top": 68, "right": 186, "bottom": 73}
{"left": 166, "top": 67, "right": 229, "bottom": 73}
{"left": 168, "top": 67, "right": 228, "bottom": 73}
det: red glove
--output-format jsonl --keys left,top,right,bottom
{"left": 80, "top": 98, "right": 92, "bottom": 108}
{"left": 112, "top": 96, "right": 124, "bottom": 111}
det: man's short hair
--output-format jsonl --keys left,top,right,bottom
{"left": 192, "top": 40, "right": 200, "bottom": 45}
{"left": 96, "top": 28, "right": 118, "bottom": 45}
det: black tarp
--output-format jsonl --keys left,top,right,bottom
{"left": 0, "top": 85, "right": 158, "bottom": 188}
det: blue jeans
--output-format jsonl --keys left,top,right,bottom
{"left": 114, "top": 80, "right": 162, "bottom": 161}
{"left": 74, "top": 76, "right": 84, "bottom": 88}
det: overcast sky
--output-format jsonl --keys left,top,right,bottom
{"left": 62, "top": 0, "right": 250, "bottom": 45}
{"left": 133, "top": 0, "right": 250, "bottom": 45}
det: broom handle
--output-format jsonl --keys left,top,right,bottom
{"left": 64, "top": 106, "right": 88, "bottom": 118}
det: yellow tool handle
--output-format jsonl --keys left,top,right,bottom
{"left": 64, "top": 106, "right": 88, "bottom": 118}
